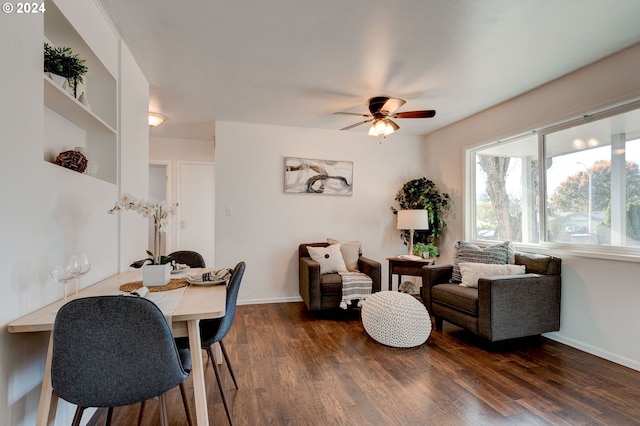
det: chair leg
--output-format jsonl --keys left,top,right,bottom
{"left": 179, "top": 382, "right": 194, "bottom": 426}
{"left": 105, "top": 407, "right": 114, "bottom": 426}
{"left": 207, "top": 345, "right": 233, "bottom": 426}
{"left": 71, "top": 406, "right": 85, "bottom": 426}
{"left": 219, "top": 340, "right": 238, "bottom": 389}
{"left": 434, "top": 316, "right": 443, "bottom": 331}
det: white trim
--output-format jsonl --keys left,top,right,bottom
{"left": 237, "top": 296, "right": 303, "bottom": 305}
{"left": 544, "top": 333, "right": 640, "bottom": 372}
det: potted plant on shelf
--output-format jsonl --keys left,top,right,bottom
{"left": 44, "top": 42, "right": 88, "bottom": 98}
{"left": 391, "top": 177, "right": 451, "bottom": 255}
{"left": 108, "top": 193, "right": 178, "bottom": 286}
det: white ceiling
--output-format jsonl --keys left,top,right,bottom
{"left": 97, "top": 0, "right": 640, "bottom": 140}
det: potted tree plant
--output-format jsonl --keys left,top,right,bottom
{"left": 391, "top": 177, "right": 451, "bottom": 254}
{"left": 44, "top": 43, "right": 88, "bottom": 98}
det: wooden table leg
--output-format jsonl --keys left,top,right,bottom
{"left": 188, "top": 319, "right": 209, "bottom": 425}
{"left": 36, "top": 332, "right": 58, "bottom": 426}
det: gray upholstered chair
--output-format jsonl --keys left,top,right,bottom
{"left": 421, "top": 252, "right": 561, "bottom": 342}
{"left": 52, "top": 296, "right": 192, "bottom": 426}
{"left": 176, "top": 261, "right": 245, "bottom": 426}
{"left": 299, "top": 242, "right": 381, "bottom": 311}
{"left": 169, "top": 250, "right": 206, "bottom": 268}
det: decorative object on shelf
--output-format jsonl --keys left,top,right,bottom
{"left": 77, "top": 92, "right": 90, "bottom": 109}
{"left": 74, "top": 147, "right": 97, "bottom": 177}
{"left": 54, "top": 150, "right": 87, "bottom": 173}
{"left": 47, "top": 72, "right": 68, "bottom": 90}
{"left": 43, "top": 42, "right": 88, "bottom": 98}
{"left": 391, "top": 177, "right": 451, "bottom": 254}
{"left": 284, "top": 157, "right": 353, "bottom": 196}
{"left": 108, "top": 194, "right": 179, "bottom": 286}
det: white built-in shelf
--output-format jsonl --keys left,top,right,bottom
{"left": 44, "top": 76, "right": 116, "bottom": 135}
{"left": 43, "top": 0, "right": 118, "bottom": 185}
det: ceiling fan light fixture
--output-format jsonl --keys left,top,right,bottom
{"left": 368, "top": 118, "right": 398, "bottom": 137}
{"left": 148, "top": 112, "right": 167, "bottom": 127}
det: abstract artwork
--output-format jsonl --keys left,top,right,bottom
{"left": 284, "top": 157, "right": 353, "bottom": 196}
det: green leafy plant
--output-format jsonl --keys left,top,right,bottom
{"left": 412, "top": 242, "right": 439, "bottom": 258}
{"left": 44, "top": 43, "right": 88, "bottom": 97}
{"left": 391, "top": 177, "right": 451, "bottom": 252}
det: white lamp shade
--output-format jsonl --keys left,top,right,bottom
{"left": 397, "top": 209, "right": 430, "bottom": 230}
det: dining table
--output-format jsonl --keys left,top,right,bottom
{"left": 7, "top": 269, "right": 226, "bottom": 426}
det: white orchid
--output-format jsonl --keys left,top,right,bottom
{"left": 108, "top": 193, "right": 179, "bottom": 265}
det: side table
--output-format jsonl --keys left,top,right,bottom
{"left": 387, "top": 256, "right": 435, "bottom": 291}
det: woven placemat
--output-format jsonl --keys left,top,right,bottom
{"left": 119, "top": 278, "right": 188, "bottom": 293}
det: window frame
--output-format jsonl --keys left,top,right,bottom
{"left": 465, "top": 98, "right": 640, "bottom": 262}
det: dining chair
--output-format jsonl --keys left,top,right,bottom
{"left": 169, "top": 250, "right": 206, "bottom": 268}
{"left": 177, "top": 261, "right": 246, "bottom": 426}
{"left": 52, "top": 296, "right": 192, "bottom": 426}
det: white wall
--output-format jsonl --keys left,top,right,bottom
{"left": 214, "top": 122, "right": 426, "bottom": 304}
{"left": 424, "top": 43, "right": 640, "bottom": 370}
{"left": 0, "top": 3, "right": 149, "bottom": 424}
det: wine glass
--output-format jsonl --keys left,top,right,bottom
{"left": 69, "top": 252, "right": 91, "bottom": 295}
{"left": 49, "top": 258, "right": 75, "bottom": 301}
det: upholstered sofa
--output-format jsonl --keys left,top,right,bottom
{"left": 299, "top": 242, "right": 381, "bottom": 311}
{"left": 421, "top": 251, "right": 561, "bottom": 342}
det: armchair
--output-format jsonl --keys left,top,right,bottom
{"left": 421, "top": 251, "right": 561, "bottom": 342}
{"left": 299, "top": 242, "right": 381, "bottom": 311}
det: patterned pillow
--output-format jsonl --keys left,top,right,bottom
{"left": 451, "top": 240, "right": 514, "bottom": 283}
{"left": 307, "top": 244, "right": 348, "bottom": 274}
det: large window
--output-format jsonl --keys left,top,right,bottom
{"left": 468, "top": 101, "right": 640, "bottom": 254}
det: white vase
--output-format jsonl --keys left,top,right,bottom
{"left": 49, "top": 73, "right": 68, "bottom": 90}
{"left": 142, "top": 263, "right": 171, "bottom": 287}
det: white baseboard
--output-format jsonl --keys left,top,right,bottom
{"left": 544, "top": 332, "right": 640, "bottom": 372}
{"left": 237, "top": 295, "right": 303, "bottom": 305}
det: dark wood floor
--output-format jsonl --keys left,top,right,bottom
{"left": 89, "top": 302, "right": 640, "bottom": 426}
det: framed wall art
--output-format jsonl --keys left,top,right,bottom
{"left": 284, "top": 157, "right": 353, "bottom": 196}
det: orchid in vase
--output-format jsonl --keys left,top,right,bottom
{"left": 108, "top": 193, "right": 179, "bottom": 268}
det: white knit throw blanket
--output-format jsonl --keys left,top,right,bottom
{"left": 338, "top": 271, "right": 373, "bottom": 309}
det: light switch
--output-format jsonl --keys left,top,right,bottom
{"left": 225, "top": 206, "right": 232, "bottom": 216}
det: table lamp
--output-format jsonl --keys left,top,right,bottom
{"left": 397, "top": 209, "right": 430, "bottom": 256}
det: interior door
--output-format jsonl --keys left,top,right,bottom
{"left": 177, "top": 161, "right": 215, "bottom": 265}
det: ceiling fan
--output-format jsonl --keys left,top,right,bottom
{"left": 334, "top": 96, "right": 436, "bottom": 137}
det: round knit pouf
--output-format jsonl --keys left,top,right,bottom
{"left": 361, "top": 291, "right": 431, "bottom": 348}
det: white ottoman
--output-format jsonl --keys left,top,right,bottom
{"left": 361, "top": 291, "right": 431, "bottom": 348}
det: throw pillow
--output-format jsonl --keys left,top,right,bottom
{"left": 452, "top": 240, "right": 514, "bottom": 283}
{"left": 458, "top": 262, "right": 526, "bottom": 288}
{"left": 307, "top": 244, "right": 348, "bottom": 275}
{"left": 327, "top": 238, "right": 362, "bottom": 272}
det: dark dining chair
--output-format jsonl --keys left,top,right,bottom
{"left": 177, "top": 261, "right": 246, "bottom": 426}
{"left": 51, "top": 296, "right": 192, "bottom": 426}
{"left": 169, "top": 250, "right": 206, "bottom": 268}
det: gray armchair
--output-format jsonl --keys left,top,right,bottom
{"left": 299, "top": 243, "right": 381, "bottom": 311}
{"left": 421, "top": 252, "right": 561, "bottom": 342}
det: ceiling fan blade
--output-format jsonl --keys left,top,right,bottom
{"left": 392, "top": 110, "right": 436, "bottom": 119}
{"left": 368, "top": 96, "right": 406, "bottom": 115}
{"left": 380, "top": 98, "right": 406, "bottom": 114}
{"left": 340, "top": 119, "right": 373, "bottom": 131}
{"left": 334, "top": 112, "right": 372, "bottom": 117}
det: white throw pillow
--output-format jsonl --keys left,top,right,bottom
{"left": 327, "top": 238, "right": 362, "bottom": 272}
{"left": 307, "top": 244, "right": 348, "bottom": 274}
{"left": 458, "top": 262, "right": 526, "bottom": 288}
